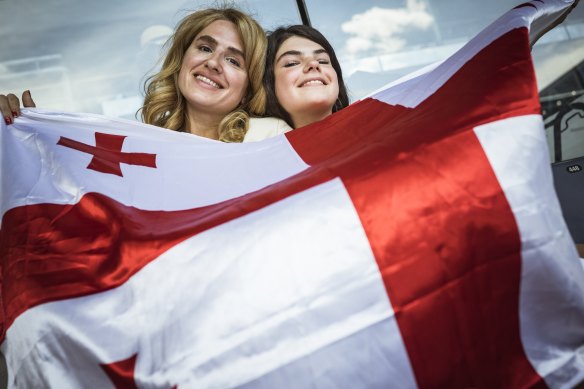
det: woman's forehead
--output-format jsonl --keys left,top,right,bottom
{"left": 195, "top": 20, "right": 244, "bottom": 50}
{"left": 278, "top": 36, "right": 326, "bottom": 54}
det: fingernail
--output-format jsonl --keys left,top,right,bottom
{"left": 12, "top": 111, "right": 18, "bottom": 117}
{"left": 4, "top": 116, "right": 12, "bottom": 125}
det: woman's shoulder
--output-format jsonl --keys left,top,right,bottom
{"left": 244, "top": 117, "right": 293, "bottom": 142}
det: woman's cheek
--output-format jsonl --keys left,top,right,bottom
{"left": 275, "top": 75, "right": 292, "bottom": 110}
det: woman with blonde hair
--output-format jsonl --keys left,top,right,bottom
{"left": 143, "top": 7, "right": 267, "bottom": 142}
{"left": 1, "top": 7, "right": 267, "bottom": 143}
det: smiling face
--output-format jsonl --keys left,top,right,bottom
{"left": 178, "top": 20, "right": 249, "bottom": 124}
{"left": 273, "top": 36, "right": 339, "bottom": 128}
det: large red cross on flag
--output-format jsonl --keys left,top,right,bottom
{"left": 1, "top": 1, "right": 584, "bottom": 388}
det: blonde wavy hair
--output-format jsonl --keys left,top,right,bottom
{"left": 141, "top": 8, "right": 267, "bottom": 142}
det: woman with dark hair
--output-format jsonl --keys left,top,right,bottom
{"left": 244, "top": 25, "right": 350, "bottom": 141}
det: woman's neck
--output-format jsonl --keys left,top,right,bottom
{"left": 185, "top": 108, "right": 222, "bottom": 140}
{"left": 291, "top": 110, "right": 332, "bottom": 129}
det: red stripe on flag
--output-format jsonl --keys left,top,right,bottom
{"left": 0, "top": 168, "right": 336, "bottom": 340}
{"left": 100, "top": 354, "right": 140, "bottom": 389}
{"left": 287, "top": 28, "right": 544, "bottom": 387}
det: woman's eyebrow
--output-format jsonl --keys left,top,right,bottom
{"left": 196, "top": 35, "right": 217, "bottom": 46}
{"left": 277, "top": 50, "right": 302, "bottom": 63}
{"left": 196, "top": 35, "right": 245, "bottom": 58}
{"left": 277, "top": 48, "right": 328, "bottom": 63}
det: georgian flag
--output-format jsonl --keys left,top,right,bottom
{"left": 2, "top": 1, "right": 584, "bottom": 388}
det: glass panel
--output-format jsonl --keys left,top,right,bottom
{"left": 0, "top": 0, "right": 301, "bottom": 120}
{"left": 536, "top": 33, "right": 584, "bottom": 162}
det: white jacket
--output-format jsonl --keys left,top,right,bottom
{"left": 244, "top": 117, "right": 292, "bottom": 142}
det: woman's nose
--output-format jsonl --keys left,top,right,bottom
{"left": 304, "top": 59, "right": 321, "bottom": 72}
{"left": 205, "top": 54, "right": 223, "bottom": 73}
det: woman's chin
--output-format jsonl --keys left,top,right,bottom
{"left": 298, "top": 98, "right": 335, "bottom": 113}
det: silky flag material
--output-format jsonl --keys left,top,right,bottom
{"left": 2, "top": 1, "right": 584, "bottom": 388}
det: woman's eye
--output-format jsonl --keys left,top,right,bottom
{"left": 318, "top": 59, "right": 330, "bottom": 65}
{"left": 283, "top": 61, "right": 299, "bottom": 68}
{"left": 198, "top": 45, "right": 212, "bottom": 53}
{"left": 226, "top": 57, "right": 241, "bottom": 68}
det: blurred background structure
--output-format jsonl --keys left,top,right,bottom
{"left": 0, "top": 0, "right": 583, "bottom": 162}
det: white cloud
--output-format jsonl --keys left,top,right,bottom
{"left": 341, "top": 0, "right": 434, "bottom": 58}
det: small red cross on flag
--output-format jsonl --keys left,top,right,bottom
{"left": 57, "top": 132, "right": 157, "bottom": 176}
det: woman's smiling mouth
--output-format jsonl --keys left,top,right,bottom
{"left": 195, "top": 74, "right": 223, "bottom": 89}
{"left": 300, "top": 79, "right": 326, "bottom": 87}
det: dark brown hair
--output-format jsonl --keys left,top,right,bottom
{"left": 264, "top": 25, "right": 349, "bottom": 128}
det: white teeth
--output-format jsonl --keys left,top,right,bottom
{"left": 301, "top": 80, "right": 325, "bottom": 87}
{"left": 196, "top": 75, "right": 221, "bottom": 88}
